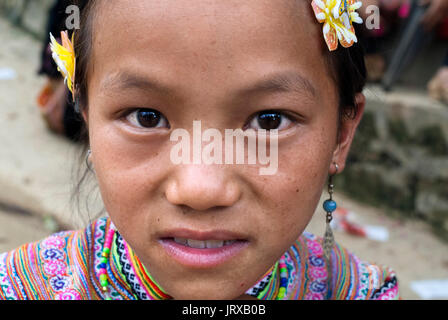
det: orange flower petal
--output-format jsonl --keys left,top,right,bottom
{"left": 60, "top": 31, "right": 72, "bottom": 52}
{"left": 311, "top": 1, "right": 326, "bottom": 23}
{"left": 324, "top": 27, "right": 338, "bottom": 51}
{"left": 340, "top": 26, "right": 355, "bottom": 48}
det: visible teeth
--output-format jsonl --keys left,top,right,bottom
{"left": 173, "top": 238, "right": 237, "bottom": 248}
{"left": 174, "top": 238, "right": 187, "bottom": 245}
{"left": 187, "top": 239, "right": 206, "bottom": 249}
{"left": 206, "top": 240, "right": 224, "bottom": 249}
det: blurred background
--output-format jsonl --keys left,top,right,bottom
{"left": 0, "top": 0, "right": 447, "bottom": 300}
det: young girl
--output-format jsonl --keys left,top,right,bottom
{"left": 0, "top": 0, "right": 399, "bottom": 300}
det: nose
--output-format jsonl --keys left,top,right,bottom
{"left": 165, "top": 164, "right": 241, "bottom": 211}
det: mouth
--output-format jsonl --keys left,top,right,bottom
{"left": 158, "top": 230, "right": 249, "bottom": 268}
{"left": 171, "top": 238, "right": 240, "bottom": 248}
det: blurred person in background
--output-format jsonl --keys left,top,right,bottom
{"left": 36, "top": 0, "right": 83, "bottom": 141}
{"left": 360, "top": 0, "right": 414, "bottom": 82}
{"left": 423, "top": 0, "right": 448, "bottom": 103}
{"left": 360, "top": 0, "right": 448, "bottom": 104}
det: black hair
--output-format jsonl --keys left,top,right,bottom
{"left": 329, "top": 23, "right": 367, "bottom": 121}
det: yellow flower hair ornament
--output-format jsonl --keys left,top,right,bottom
{"left": 311, "top": 0, "right": 363, "bottom": 51}
{"left": 50, "top": 31, "right": 76, "bottom": 99}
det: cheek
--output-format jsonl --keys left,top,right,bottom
{"left": 87, "top": 111, "right": 170, "bottom": 225}
{"left": 255, "top": 125, "right": 336, "bottom": 246}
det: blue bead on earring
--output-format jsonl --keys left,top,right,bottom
{"left": 322, "top": 163, "right": 339, "bottom": 263}
{"left": 323, "top": 199, "right": 337, "bottom": 213}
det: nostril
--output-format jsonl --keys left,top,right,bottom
{"left": 179, "top": 205, "right": 190, "bottom": 215}
{"left": 164, "top": 167, "right": 241, "bottom": 211}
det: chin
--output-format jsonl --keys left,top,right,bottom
{"left": 161, "top": 276, "right": 250, "bottom": 300}
{"left": 170, "top": 289, "right": 244, "bottom": 300}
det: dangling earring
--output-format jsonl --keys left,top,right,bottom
{"left": 322, "top": 163, "right": 339, "bottom": 262}
{"left": 86, "top": 149, "right": 94, "bottom": 172}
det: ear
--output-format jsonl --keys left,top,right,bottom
{"left": 75, "top": 90, "right": 89, "bottom": 128}
{"left": 79, "top": 100, "right": 89, "bottom": 129}
{"left": 81, "top": 108, "right": 88, "bottom": 125}
{"left": 330, "top": 93, "right": 365, "bottom": 175}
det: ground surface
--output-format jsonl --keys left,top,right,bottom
{"left": 0, "top": 18, "right": 447, "bottom": 300}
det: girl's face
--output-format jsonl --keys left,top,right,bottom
{"left": 85, "top": 0, "right": 364, "bottom": 299}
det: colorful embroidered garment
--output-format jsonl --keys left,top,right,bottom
{"left": 0, "top": 217, "right": 399, "bottom": 300}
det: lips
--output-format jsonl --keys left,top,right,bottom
{"left": 158, "top": 229, "right": 249, "bottom": 268}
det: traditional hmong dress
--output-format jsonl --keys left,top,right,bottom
{"left": 0, "top": 217, "right": 399, "bottom": 300}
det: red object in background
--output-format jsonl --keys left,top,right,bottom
{"left": 438, "top": 18, "right": 448, "bottom": 39}
{"left": 340, "top": 219, "right": 367, "bottom": 237}
{"left": 398, "top": 1, "right": 411, "bottom": 18}
{"left": 37, "top": 82, "right": 54, "bottom": 108}
{"left": 333, "top": 208, "right": 367, "bottom": 238}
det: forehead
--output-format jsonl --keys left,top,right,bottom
{"left": 90, "top": 0, "right": 333, "bottom": 100}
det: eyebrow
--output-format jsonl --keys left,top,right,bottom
{"left": 101, "top": 70, "right": 317, "bottom": 98}
{"left": 100, "top": 72, "right": 174, "bottom": 95}
{"left": 237, "top": 71, "right": 317, "bottom": 98}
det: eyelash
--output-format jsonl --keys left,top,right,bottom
{"left": 244, "top": 110, "right": 298, "bottom": 131}
{"left": 124, "top": 108, "right": 170, "bottom": 129}
{"left": 121, "top": 108, "right": 298, "bottom": 131}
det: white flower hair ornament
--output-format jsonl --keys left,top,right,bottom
{"left": 311, "top": 0, "right": 363, "bottom": 51}
{"left": 49, "top": 31, "right": 76, "bottom": 100}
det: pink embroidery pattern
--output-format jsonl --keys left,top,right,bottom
{"left": 41, "top": 235, "right": 81, "bottom": 300}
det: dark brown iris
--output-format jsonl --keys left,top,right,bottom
{"left": 137, "top": 109, "right": 161, "bottom": 128}
{"left": 257, "top": 112, "right": 282, "bottom": 130}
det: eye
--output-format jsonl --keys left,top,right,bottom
{"left": 126, "top": 109, "right": 169, "bottom": 129}
{"left": 246, "top": 111, "right": 294, "bottom": 131}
